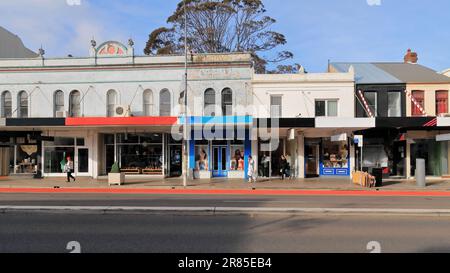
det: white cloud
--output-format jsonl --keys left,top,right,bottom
{"left": 0, "top": 0, "right": 128, "bottom": 57}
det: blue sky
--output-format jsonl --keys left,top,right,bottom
{"left": 0, "top": 0, "right": 449, "bottom": 72}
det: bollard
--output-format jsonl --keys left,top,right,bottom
{"left": 416, "top": 158, "right": 426, "bottom": 188}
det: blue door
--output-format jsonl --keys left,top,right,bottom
{"left": 212, "top": 146, "right": 228, "bottom": 177}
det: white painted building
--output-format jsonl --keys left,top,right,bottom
{"left": 251, "top": 70, "right": 374, "bottom": 179}
{"left": 0, "top": 40, "right": 254, "bottom": 179}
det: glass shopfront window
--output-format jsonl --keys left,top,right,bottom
{"left": 322, "top": 138, "right": 349, "bottom": 169}
{"left": 44, "top": 137, "right": 76, "bottom": 174}
{"left": 116, "top": 133, "right": 163, "bottom": 175}
{"left": 15, "top": 145, "right": 38, "bottom": 174}
{"left": 230, "top": 141, "right": 244, "bottom": 171}
{"left": 194, "top": 141, "right": 210, "bottom": 171}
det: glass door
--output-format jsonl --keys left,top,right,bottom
{"left": 212, "top": 146, "right": 228, "bottom": 177}
{"left": 75, "top": 147, "right": 89, "bottom": 175}
{"left": 305, "top": 144, "right": 319, "bottom": 178}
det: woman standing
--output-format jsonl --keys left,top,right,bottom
{"left": 65, "top": 156, "right": 76, "bottom": 183}
{"left": 248, "top": 156, "right": 257, "bottom": 183}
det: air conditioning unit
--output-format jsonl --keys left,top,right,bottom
{"left": 114, "top": 105, "right": 131, "bottom": 117}
{"left": 55, "top": 111, "right": 68, "bottom": 118}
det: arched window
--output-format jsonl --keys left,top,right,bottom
{"left": 54, "top": 90, "right": 64, "bottom": 117}
{"left": 204, "top": 88, "right": 216, "bottom": 116}
{"left": 106, "top": 89, "right": 117, "bottom": 117}
{"left": 1, "top": 91, "right": 12, "bottom": 118}
{"left": 69, "top": 90, "right": 81, "bottom": 117}
{"left": 18, "top": 91, "right": 28, "bottom": 118}
{"left": 221, "top": 88, "right": 233, "bottom": 116}
{"left": 159, "top": 89, "right": 171, "bottom": 116}
{"left": 143, "top": 89, "right": 154, "bottom": 116}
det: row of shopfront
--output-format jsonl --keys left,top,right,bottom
{"left": 2, "top": 116, "right": 449, "bottom": 180}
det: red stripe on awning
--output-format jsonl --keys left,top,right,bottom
{"left": 66, "top": 117, "right": 178, "bottom": 126}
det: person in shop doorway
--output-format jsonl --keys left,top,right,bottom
{"left": 279, "top": 155, "right": 288, "bottom": 180}
{"left": 65, "top": 156, "right": 76, "bottom": 183}
{"left": 248, "top": 156, "right": 257, "bottom": 183}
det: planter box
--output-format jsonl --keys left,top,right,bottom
{"left": 193, "top": 170, "right": 212, "bottom": 179}
{"left": 108, "top": 173, "right": 125, "bottom": 186}
{"left": 228, "top": 171, "right": 245, "bottom": 179}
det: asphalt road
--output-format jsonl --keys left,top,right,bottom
{"left": 1, "top": 212, "right": 450, "bottom": 253}
{"left": 1, "top": 193, "right": 450, "bottom": 209}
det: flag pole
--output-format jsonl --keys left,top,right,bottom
{"left": 182, "top": 0, "right": 188, "bottom": 188}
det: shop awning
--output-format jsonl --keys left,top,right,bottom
{"left": 66, "top": 117, "right": 178, "bottom": 127}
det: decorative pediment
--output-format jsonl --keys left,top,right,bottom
{"left": 96, "top": 41, "right": 128, "bottom": 56}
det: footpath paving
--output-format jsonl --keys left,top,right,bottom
{"left": 1, "top": 176, "right": 450, "bottom": 196}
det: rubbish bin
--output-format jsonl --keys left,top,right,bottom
{"left": 416, "top": 158, "right": 426, "bottom": 188}
{"left": 372, "top": 168, "right": 383, "bottom": 187}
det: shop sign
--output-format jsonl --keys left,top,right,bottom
{"left": 354, "top": 135, "right": 363, "bottom": 147}
{"left": 331, "top": 133, "right": 347, "bottom": 142}
{"left": 436, "top": 133, "right": 450, "bottom": 142}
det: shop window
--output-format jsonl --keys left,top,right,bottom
{"left": 13, "top": 145, "right": 38, "bottom": 174}
{"left": 116, "top": 133, "right": 163, "bottom": 175}
{"left": 106, "top": 89, "right": 117, "bottom": 117}
{"left": 1, "top": 91, "right": 12, "bottom": 118}
{"left": 204, "top": 88, "right": 216, "bottom": 116}
{"left": 411, "top": 90, "right": 425, "bottom": 116}
{"left": 315, "top": 100, "right": 338, "bottom": 117}
{"left": 143, "top": 89, "right": 154, "bottom": 116}
{"left": 322, "top": 138, "right": 349, "bottom": 169}
{"left": 194, "top": 142, "right": 209, "bottom": 171}
{"left": 436, "top": 90, "right": 448, "bottom": 116}
{"left": 159, "top": 89, "right": 171, "bottom": 116}
{"left": 388, "top": 91, "right": 401, "bottom": 117}
{"left": 69, "top": 90, "right": 81, "bottom": 117}
{"left": 54, "top": 90, "right": 64, "bottom": 117}
{"left": 44, "top": 137, "right": 77, "bottom": 174}
{"left": 230, "top": 140, "right": 245, "bottom": 171}
{"left": 221, "top": 88, "right": 233, "bottom": 116}
{"left": 364, "top": 91, "right": 377, "bottom": 117}
{"left": 18, "top": 91, "right": 28, "bottom": 118}
{"left": 270, "top": 95, "right": 282, "bottom": 118}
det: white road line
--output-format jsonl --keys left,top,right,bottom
{"left": 2, "top": 206, "right": 450, "bottom": 215}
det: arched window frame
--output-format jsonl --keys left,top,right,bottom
{"left": 18, "top": 91, "right": 28, "bottom": 118}
{"left": 143, "top": 89, "right": 154, "bottom": 116}
{"left": 106, "top": 89, "right": 118, "bottom": 117}
{"left": 221, "top": 88, "right": 233, "bottom": 116}
{"left": 54, "top": 90, "right": 65, "bottom": 117}
{"left": 204, "top": 88, "right": 216, "bottom": 116}
{"left": 159, "top": 89, "right": 171, "bottom": 116}
{"left": 1, "top": 91, "right": 12, "bottom": 118}
{"left": 69, "top": 90, "right": 81, "bottom": 117}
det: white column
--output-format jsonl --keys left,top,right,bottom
{"left": 406, "top": 138, "right": 412, "bottom": 179}
{"left": 349, "top": 141, "right": 355, "bottom": 179}
{"left": 297, "top": 133, "right": 305, "bottom": 178}
{"left": 252, "top": 127, "right": 259, "bottom": 175}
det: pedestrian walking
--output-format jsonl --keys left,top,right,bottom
{"left": 279, "top": 155, "right": 288, "bottom": 180}
{"left": 65, "top": 156, "right": 76, "bottom": 182}
{"left": 248, "top": 156, "right": 257, "bottom": 183}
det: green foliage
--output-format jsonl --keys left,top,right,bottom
{"left": 110, "top": 162, "right": 120, "bottom": 173}
{"left": 144, "top": 0, "right": 295, "bottom": 73}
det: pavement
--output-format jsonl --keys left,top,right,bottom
{"left": 1, "top": 175, "right": 450, "bottom": 192}
{"left": 2, "top": 213, "right": 450, "bottom": 253}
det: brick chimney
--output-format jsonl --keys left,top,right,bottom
{"left": 404, "top": 49, "right": 418, "bottom": 64}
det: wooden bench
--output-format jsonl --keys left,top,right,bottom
{"left": 120, "top": 168, "right": 141, "bottom": 175}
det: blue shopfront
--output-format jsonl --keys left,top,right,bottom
{"left": 182, "top": 116, "right": 253, "bottom": 180}
{"left": 305, "top": 137, "right": 350, "bottom": 178}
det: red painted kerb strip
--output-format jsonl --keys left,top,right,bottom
{"left": 1, "top": 188, "right": 450, "bottom": 197}
{"left": 66, "top": 117, "right": 178, "bottom": 126}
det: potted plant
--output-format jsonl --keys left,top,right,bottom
{"left": 108, "top": 162, "right": 125, "bottom": 186}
